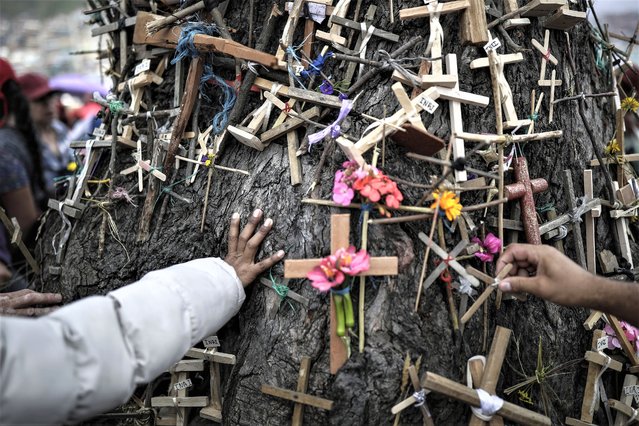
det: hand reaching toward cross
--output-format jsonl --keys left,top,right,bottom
{"left": 224, "top": 209, "right": 285, "bottom": 287}
{"left": 0, "top": 289, "right": 62, "bottom": 317}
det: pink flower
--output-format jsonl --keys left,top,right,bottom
{"left": 333, "top": 181, "right": 354, "bottom": 205}
{"left": 471, "top": 233, "right": 502, "bottom": 263}
{"left": 307, "top": 258, "right": 345, "bottom": 292}
{"left": 333, "top": 246, "right": 370, "bottom": 275}
{"left": 603, "top": 322, "right": 639, "bottom": 355}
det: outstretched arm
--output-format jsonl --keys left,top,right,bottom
{"left": 496, "top": 244, "right": 639, "bottom": 327}
{"left": 0, "top": 210, "right": 283, "bottom": 424}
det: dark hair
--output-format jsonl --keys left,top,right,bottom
{"left": 2, "top": 80, "right": 46, "bottom": 197}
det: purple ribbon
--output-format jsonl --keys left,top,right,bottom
{"left": 307, "top": 99, "right": 353, "bottom": 150}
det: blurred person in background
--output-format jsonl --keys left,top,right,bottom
{"left": 0, "top": 59, "right": 48, "bottom": 291}
{"left": 17, "top": 72, "right": 73, "bottom": 196}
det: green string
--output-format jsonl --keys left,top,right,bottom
{"left": 529, "top": 113, "right": 539, "bottom": 122}
{"left": 536, "top": 203, "right": 555, "bottom": 214}
{"left": 108, "top": 99, "right": 125, "bottom": 115}
{"left": 269, "top": 269, "right": 295, "bottom": 313}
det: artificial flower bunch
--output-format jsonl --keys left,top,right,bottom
{"left": 307, "top": 246, "right": 370, "bottom": 337}
{"left": 332, "top": 161, "right": 403, "bottom": 216}
{"left": 603, "top": 321, "right": 639, "bottom": 357}
{"left": 430, "top": 190, "right": 463, "bottom": 221}
{"left": 472, "top": 233, "right": 502, "bottom": 262}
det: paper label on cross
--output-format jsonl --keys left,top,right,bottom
{"left": 483, "top": 37, "right": 502, "bottom": 52}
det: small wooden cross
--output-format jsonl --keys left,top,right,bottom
{"left": 467, "top": 326, "right": 511, "bottom": 425}
{"left": 391, "top": 364, "right": 435, "bottom": 426}
{"left": 519, "top": 0, "right": 566, "bottom": 18}
{"left": 284, "top": 214, "right": 398, "bottom": 373}
{"left": 397, "top": 1, "right": 469, "bottom": 89}
{"left": 543, "top": 3, "right": 586, "bottom": 31}
{"left": 0, "top": 207, "right": 39, "bottom": 275}
{"left": 185, "top": 338, "right": 236, "bottom": 423}
{"left": 261, "top": 356, "right": 334, "bottom": 425}
{"left": 152, "top": 360, "right": 210, "bottom": 426}
{"left": 285, "top": 1, "right": 334, "bottom": 61}
{"left": 460, "top": 264, "right": 513, "bottom": 325}
{"left": 565, "top": 329, "right": 623, "bottom": 426}
{"left": 318, "top": 0, "right": 351, "bottom": 46}
{"left": 609, "top": 374, "right": 638, "bottom": 426}
{"left": 531, "top": 30, "right": 563, "bottom": 88}
{"left": 227, "top": 84, "right": 282, "bottom": 150}
{"left": 504, "top": 156, "right": 548, "bottom": 245}
{"left": 342, "top": 5, "right": 378, "bottom": 85}
{"left": 417, "top": 233, "right": 480, "bottom": 293}
{"left": 470, "top": 48, "right": 531, "bottom": 129}
{"left": 420, "top": 326, "right": 551, "bottom": 425}
{"left": 319, "top": 14, "right": 400, "bottom": 59}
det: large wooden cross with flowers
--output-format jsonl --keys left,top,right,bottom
{"left": 284, "top": 214, "right": 398, "bottom": 374}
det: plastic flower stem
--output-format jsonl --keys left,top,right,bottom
{"left": 333, "top": 293, "right": 346, "bottom": 337}
{"left": 344, "top": 293, "right": 355, "bottom": 328}
{"left": 358, "top": 148, "right": 379, "bottom": 353}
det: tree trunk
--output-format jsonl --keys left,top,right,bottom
{"left": 36, "top": 1, "right": 636, "bottom": 425}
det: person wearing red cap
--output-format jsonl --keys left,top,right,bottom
{"left": 17, "top": 72, "right": 72, "bottom": 196}
{"left": 0, "top": 59, "right": 48, "bottom": 290}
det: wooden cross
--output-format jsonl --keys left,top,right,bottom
{"left": 467, "top": 326, "right": 511, "bottom": 425}
{"left": 318, "top": 14, "right": 400, "bottom": 63}
{"left": 502, "top": 0, "right": 531, "bottom": 29}
{"left": 398, "top": 1, "right": 469, "bottom": 89}
{"left": 544, "top": 3, "right": 586, "bottom": 31}
{"left": 342, "top": 5, "right": 377, "bottom": 85}
{"left": 582, "top": 170, "right": 603, "bottom": 328}
{"left": 260, "top": 277, "right": 310, "bottom": 318}
{"left": 417, "top": 233, "right": 480, "bottom": 293}
{"left": 532, "top": 30, "right": 563, "bottom": 88}
{"left": 390, "top": 82, "right": 445, "bottom": 157}
{"left": 261, "top": 356, "right": 334, "bottom": 425}
{"left": 186, "top": 338, "right": 237, "bottom": 423}
{"left": 565, "top": 329, "right": 623, "bottom": 426}
{"left": 284, "top": 214, "right": 398, "bottom": 373}
{"left": 355, "top": 86, "right": 489, "bottom": 156}
{"left": 227, "top": 84, "right": 283, "bottom": 151}
{"left": 470, "top": 50, "right": 531, "bottom": 129}
{"left": 119, "top": 138, "right": 167, "bottom": 190}
{"left": 611, "top": 181, "right": 635, "bottom": 269}
{"left": 460, "top": 264, "right": 513, "bottom": 325}
{"left": 285, "top": 1, "right": 335, "bottom": 61}
{"left": 591, "top": 109, "right": 638, "bottom": 186}
{"left": 133, "top": 11, "right": 280, "bottom": 69}
{"left": 610, "top": 374, "right": 638, "bottom": 426}
{"left": 152, "top": 360, "right": 209, "bottom": 426}
{"left": 317, "top": 0, "right": 352, "bottom": 46}
{"left": 504, "top": 156, "right": 548, "bottom": 245}
{"left": 616, "top": 178, "right": 639, "bottom": 206}
{"left": 420, "top": 326, "right": 551, "bottom": 425}
{"left": 278, "top": 0, "right": 313, "bottom": 66}
{"left": 391, "top": 363, "right": 435, "bottom": 426}
{"left": 487, "top": 0, "right": 567, "bottom": 28}
{"left": 0, "top": 207, "right": 39, "bottom": 275}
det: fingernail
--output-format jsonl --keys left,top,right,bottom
{"left": 500, "top": 281, "right": 512, "bottom": 292}
{"left": 264, "top": 218, "right": 273, "bottom": 227}
{"left": 253, "top": 209, "right": 262, "bottom": 218}
{"left": 277, "top": 250, "right": 285, "bottom": 257}
{"left": 232, "top": 212, "right": 240, "bottom": 220}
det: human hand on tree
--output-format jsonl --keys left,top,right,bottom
{"left": 0, "top": 289, "right": 62, "bottom": 317}
{"left": 224, "top": 209, "right": 285, "bottom": 287}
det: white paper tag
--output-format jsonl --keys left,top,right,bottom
{"left": 293, "top": 65, "right": 305, "bottom": 76}
{"left": 174, "top": 378, "right": 193, "bottom": 391}
{"left": 625, "top": 385, "right": 639, "bottom": 396}
{"left": 483, "top": 38, "right": 502, "bottom": 52}
{"left": 158, "top": 132, "right": 171, "bottom": 142}
{"left": 308, "top": 3, "right": 327, "bottom": 23}
{"left": 203, "top": 336, "right": 220, "bottom": 348}
{"left": 418, "top": 97, "right": 439, "bottom": 114}
{"left": 596, "top": 336, "right": 608, "bottom": 352}
{"left": 135, "top": 59, "right": 151, "bottom": 75}
{"left": 92, "top": 127, "right": 106, "bottom": 138}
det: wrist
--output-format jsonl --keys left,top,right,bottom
{"left": 581, "top": 274, "right": 612, "bottom": 312}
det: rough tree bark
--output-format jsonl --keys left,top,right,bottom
{"left": 35, "top": 1, "right": 637, "bottom": 425}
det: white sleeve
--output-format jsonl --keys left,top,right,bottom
{"left": 0, "top": 257, "right": 244, "bottom": 425}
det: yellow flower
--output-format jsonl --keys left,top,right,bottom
{"left": 621, "top": 97, "right": 639, "bottom": 113}
{"left": 66, "top": 161, "right": 78, "bottom": 172}
{"left": 204, "top": 159, "right": 212, "bottom": 167}
{"left": 431, "top": 190, "right": 462, "bottom": 221}
{"left": 604, "top": 138, "right": 621, "bottom": 156}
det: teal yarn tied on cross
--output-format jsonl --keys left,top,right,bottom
{"left": 171, "top": 22, "right": 236, "bottom": 135}
{"left": 269, "top": 269, "right": 295, "bottom": 312}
